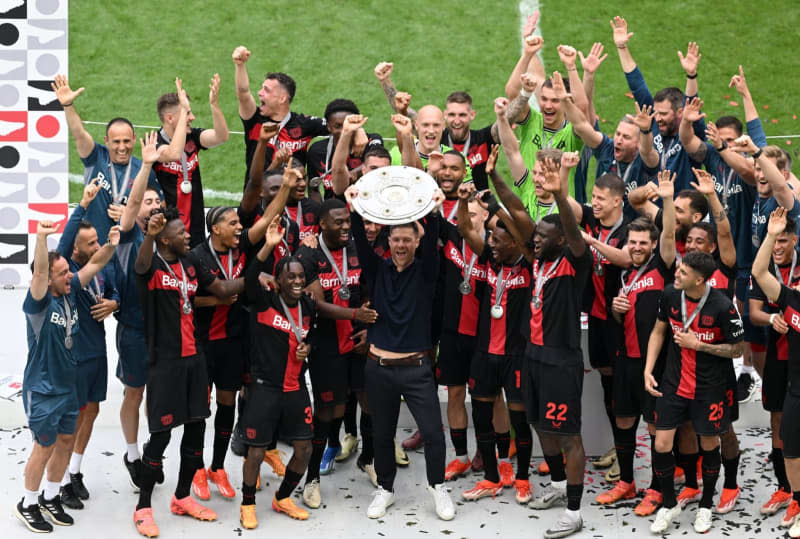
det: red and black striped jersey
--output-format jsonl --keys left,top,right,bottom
{"left": 528, "top": 247, "right": 592, "bottom": 353}
{"left": 245, "top": 256, "right": 317, "bottom": 392}
{"left": 241, "top": 111, "right": 329, "bottom": 188}
{"left": 136, "top": 254, "right": 214, "bottom": 363}
{"left": 658, "top": 285, "right": 743, "bottom": 399}
{"left": 620, "top": 252, "right": 673, "bottom": 359}
{"left": 706, "top": 260, "right": 736, "bottom": 300}
{"left": 580, "top": 211, "right": 628, "bottom": 320}
{"left": 775, "top": 285, "right": 800, "bottom": 394}
{"left": 477, "top": 245, "right": 531, "bottom": 356}
{"left": 188, "top": 231, "right": 255, "bottom": 342}
{"left": 749, "top": 261, "right": 800, "bottom": 361}
{"left": 442, "top": 125, "right": 495, "bottom": 191}
{"left": 238, "top": 205, "right": 301, "bottom": 275}
{"left": 306, "top": 133, "right": 383, "bottom": 199}
{"left": 439, "top": 220, "right": 488, "bottom": 337}
{"left": 154, "top": 128, "right": 207, "bottom": 248}
{"left": 296, "top": 239, "right": 363, "bottom": 356}
{"left": 285, "top": 198, "right": 320, "bottom": 241}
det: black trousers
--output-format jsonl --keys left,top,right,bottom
{"left": 365, "top": 357, "right": 445, "bottom": 490}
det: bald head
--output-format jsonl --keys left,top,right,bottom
{"left": 415, "top": 104, "right": 445, "bottom": 155}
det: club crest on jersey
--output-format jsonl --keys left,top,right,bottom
{"left": 185, "top": 140, "right": 197, "bottom": 154}
{"left": 246, "top": 428, "right": 256, "bottom": 439}
{"left": 304, "top": 212, "right": 316, "bottom": 224}
{"left": 187, "top": 265, "right": 196, "bottom": 277}
{"left": 701, "top": 315, "right": 714, "bottom": 326}
{"left": 288, "top": 126, "right": 302, "bottom": 138}
{"left": 160, "top": 414, "right": 173, "bottom": 426}
{"left": 349, "top": 256, "right": 359, "bottom": 267}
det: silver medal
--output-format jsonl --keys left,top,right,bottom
{"left": 182, "top": 302, "right": 192, "bottom": 315}
{"left": 595, "top": 263, "right": 604, "bottom": 276}
{"left": 752, "top": 234, "right": 760, "bottom": 248}
{"left": 338, "top": 287, "right": 351, "bottom": 301}
{"left": 459, "top": 281, "right": 472, "bottom": 295}
{"left": 64, "top": 335, "right": 73, "bottom": 350}
{"left": 490, "top": 304, "right": 504, "bottom": 319}
{"left": 532, "top": 297, "right": 541, "bottom": 310}
{"left": 180, "top": 180, "right": 192, "bottom": 194}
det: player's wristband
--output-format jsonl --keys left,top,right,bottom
{"left": 686, "top": 72, "right": 698, "bottom": 79}
{"left": 639, "top": 127, "right": 652, "bottom": 134}
{"left": 753, "top": 148, "right": 763, "bottom": 159}
{"left": 715, "top": 140, "right": 728, "bottom": 152}
{"left": 769, "top": 313, "right": 777, "bottom": 326}
{"left": 520, "top": 88, "right": 533, "bottom": 98}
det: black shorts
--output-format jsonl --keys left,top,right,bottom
{"left": 725, "top": 364, "right": 739, "bottom": 422}
{"left": 763, "top": 355, "right": 789, "bottom": 413}
{"left": 146, "top": 354, "right": 210, "bottom": 433}
{"left": 468, "top": 352, "right": 524, "bottom": 404}
{"left": 201, "top": 337, "right": 246, "bottom": 392}
{"left": 75, "top": 356, "right": 108, "bottom": 407}
{"left": 613, "top": 356, "right": 646, "bottom": 419}
{"left": 437, "top": 330, "right": 477, "bottom": 386}
{"left": 308, "top": 350, "right": 349, "bottom": 407}
{"left": 655, "top": 387, "right": 731, "bottom": 436}
{"left": 349, "top": 352, "right": 366, "bottom": 393}
{"left": 239, "top": 381, "right": 313, "bottom": 446}
{"left": 523, "top": 344, "right": 583, "bottom": 435}
{"left": 587, "top": 316, "right": 619, "bottom": 370}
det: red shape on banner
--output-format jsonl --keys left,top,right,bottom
{"left": 0, "top": 111, "right": 28, "bottom": 142}
{"left": 35, "top": 115, "right": 60, "bottom": 138}
{"left": 27, "top": 203, "right": 69, "bottom": 233}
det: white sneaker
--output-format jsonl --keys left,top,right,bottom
{"left": 367, "top": 487, "right": 394, "bottom": 519}
{"left": 529, "top": 482, "right": 567, "bottom": 509}
{"left": 544, "top": 509, "right": 583, "bottom": 539}
{"left": 337, "top": 433, "right": 358, "bottom": 461}
{"left": 694, "top": 507, "right": 713, "bottom": 533}
{"left": 428, "top": 483, "right": 455, "bottom": 521}
{"left": 302, "top": 478, "right": 321, "bottom": 509}
{"left": 790, "top": 515, "right": 800, "bottom": 538}
{"left": 650, "top": 504, "right": 681, "bottom": 534}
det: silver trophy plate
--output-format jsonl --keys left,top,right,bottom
{"left": 351, "top": 166, "right": 438, "bottom": 225}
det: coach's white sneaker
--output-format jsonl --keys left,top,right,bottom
{"left": 367, "top": 487, "right": 394, "bottom": 519}
{"left": 650, "top": 504, "right": 681, "bottom": 534}
{"left": 428, "top": 483, "right": 455, "bottom": 520}
{"left": 694, "top": 507, "right": 713, "bottom": 533}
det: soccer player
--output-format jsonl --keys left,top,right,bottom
{"left": 645, "top": 251, "right": 744, "bottom": 534}
{"left": 750, "top": 208, "right": 800, "bottom": 537}
{"left": 345, "top": 184, "right": 455, "bottom": 521}
{"left": 509, "top": 156, "right": 592, "bottom": 538}
{"left": 187, "top": 192, "right": 283, "bottom": 501}
{"left": 331, "top": 127, "right": 393, "bottom": 196}
{"left": 296, "top": 198, "right": 377, "bottom": 505}
{"left": 232, "top": 46, "right": 331, "bottom": 186}
{"left": 749, "top": 212, "right": 800, "bottom": 523}
{"left": 131, "top": 207, "right": 243, "bottom": 537}
{"left": 54, "top": 179, "right": 120, "bottom": 508}
{"left": 456, "top": 178, "right": 534, "bottom": 504}
{"left": 154, "top": 75, "right": 229, "bottom": 248}
{"left": 611, "top": 16, "right": 707, "bottom": 191}
{"left": 306, "top": 99, "right": 381, "bottom": 199}
{"left": 109, "top": 134, "right": 163, "bottom": 490}
{"left": 16, "top": 220, "right": 119, "bottom": 533}
{"left": 52, "top": 74, "right": 162, "bottom": 243}
{"left": 677, "top": 68, "right": 768, "bottom": 403}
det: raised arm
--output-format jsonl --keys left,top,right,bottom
{"left": 551, "top": 71, "right": 603, "bottom": 149}
{"left": 78, "top": 225, "right": 119, "bottom": 287}
{"left": 505, "top": 11, "right": 542, "bottom": 100}
{"left": 557, "top": 46, "right": 588, "bottom": 117}
{"left": 241, "top": 122, "right": 282, "bottom": 215}
{"left": 486, "top": 144, "right": 536, "bottom": 241}
{"left": 31, "top": 221, "right": 59, "bottom": 301}
{"left": 120, "top": 131, "right": 159, "bottom": 232}
{"left": 199, "top": 73, "right": 230, "bottom": 148}
{"left": 506, "top": 73, "right": 538, "bottom": 125}
{"left": 493, "top": 97, "right": 533, "bottom": 179}
{"left": 246, "top": 216, "right": 283, "bottom": 307}
{"left": 691, "top": 168, "right": 735, "bottom": 268}
{"left": 731, "top": 65, "right": 759, "bottom": 124}
{"left": 344, "top": 186, "right": 380, "bottom": 280}
{"left": 51, "top": 74, "right": 93, "bottom": 158}
{"left": 611, "top": 16, "right": 637, "bottom": 74}
{"left": 678, "top": 41, "right": 701, "bottom": 99}
{"left": 157, "top": 78, "right": 190, "bottom": 163}
{"left": 232, "top": 46, "right": 257, "bottom": 120}
{"left": 456, "top": 183, "right": 486, "bottom": 255}
{"left": 732, "top": 135, "right": 794, "bottom": 209}
{"left": 656, "top": 171, "right": 677, "bottom": 266}
{"left": 58, "top": 178, "right": 101, "bottom": 256}
{"left": 249, "top": 168, "right": 300, "bottom": 245}
{"left": 631, "top": 102, "right": 658, "bottom": 168}
{"left": 579, "top": 42, "right": 607, "bottom": 127}
{"left": 392, "top": 114, "right": 423, "bottom": 170}
{"left": 751, "top": 208, "right": 786, "bottom": 304}
{"left": 540, "top": 158, "right": 585, "bottom": 257}
{"left": 705, "top": 122, "right": 754, "bottom": 184}
{"left": 374, "top": 62, "right": 418, "bottom": 121}
{"left": 679, "top": 97, "right": 708, "bottom": 161}
{"left": 332, "top": 114, "right": 368, "bottom": 195}
{"left": 627, "top": 181, "right": 660, "bottom": 221}
{"left": 134, "top": 213, "right": 164, "bottom": 275}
